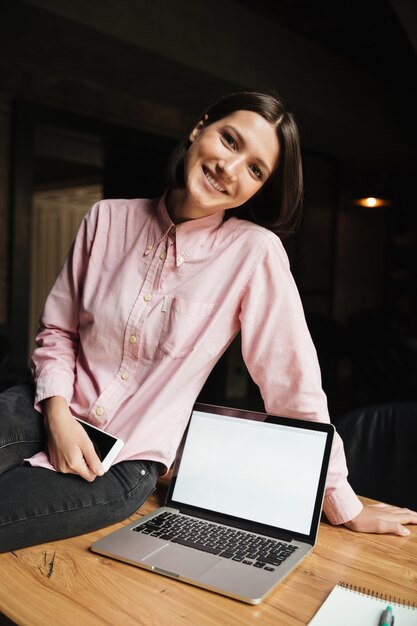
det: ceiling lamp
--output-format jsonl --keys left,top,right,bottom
{"left": 352, "top": 196, "right": 393, "bottom": 208}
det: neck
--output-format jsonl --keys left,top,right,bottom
{"left": 166, "top": 188, "right": 193, "bottom": 224}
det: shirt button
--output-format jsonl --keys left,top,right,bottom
{"left": 159, "top": 251, "right": 167, "bottom": 260}
{"left": 96, "top": 407, "right": 104, "bottom": 416}
{"left": 146, "top": 243, "right": 153, "bottom": 251}
{"left": 177, "top": 255, "right": 184, "bottom": 264}
{"left": 143, "top": 293, "right": 152, "bottom": 302}
{"left": 121, "top": 371, "right": 129, "bottom": 380}
{"left": 129, "top": 335, "right": 137, "bottom": 344}
{"left": 140, "top": 469, "right": 146, "bottom": 476}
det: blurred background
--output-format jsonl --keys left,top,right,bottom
{"left": 0, "top": 0, "right": 416, "bottom": 421}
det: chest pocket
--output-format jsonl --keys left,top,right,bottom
{"left": 159, "top": 296, "right": 216, "bottom": 359}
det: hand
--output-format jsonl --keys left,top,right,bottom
{"left": 344, "top": 503, "right": 417, "bottom": 536}
{"left": 42, "top": 396, "right": 104, "bottom": 482}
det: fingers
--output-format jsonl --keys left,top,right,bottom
{"left": 367, "top": 503, "right": 417, "bottom": 521}
{"left": 385, "top": 522, "right": 410, "bottom": 537}
{"left": 372, "top": 519, "right": 411, "bottom": 536}
{"left": 55, "top": 453, "right": 98, "bottom": 482}
{"left": 344, "top": 503, "right": 417, "bottom": 535}
{"left": 67, "top": 421, "right": 104, "bottom": 480}
{"left": 68, "top": 460, "right": 97, "bottom": 483}
{"left": 82, "top": 443, "right": 104, "bottom": 478}
{"left": 49, "top": 443, "right": 103, "bottom": 482}
{"left": 46, "top": 413, "right": 105, "bottom": 481}
{"left": 66, "top": 439, "right": 103, "bottom": 481}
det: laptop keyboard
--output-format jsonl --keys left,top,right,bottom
{"left": 133, "top": 511, "right": 299, "bottom": 572}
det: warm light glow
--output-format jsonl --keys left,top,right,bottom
{"left": 353, "top": 197, "right": 392, "bottom": 208}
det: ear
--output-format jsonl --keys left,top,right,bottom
{"left": 189, "top": 114, "right": 209, "bottom": 142}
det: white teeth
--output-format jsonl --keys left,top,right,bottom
{"left": 204, "top": 168, "right": 226, "bottom": 193}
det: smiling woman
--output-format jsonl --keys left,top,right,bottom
{"left": 167, "top": 110, "right": 280, "bottom": 223}
{"left": 165, "top": 91, "right": 303, "bottom": 236}
{"left": 1, "top": 90, "right": 416, "bottom": 554}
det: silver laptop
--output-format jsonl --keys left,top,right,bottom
{"left": 91, "top": 403, "right": 334, "bottom": 604}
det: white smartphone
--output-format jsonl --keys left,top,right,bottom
{"left": 75, "top": 417, "right": 124, "bottom": 473}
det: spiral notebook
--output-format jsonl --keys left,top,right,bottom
{"left": 308, "top": 583, "right": 417, "bottom": 626}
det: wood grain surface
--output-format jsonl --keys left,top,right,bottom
{"left": 0, "top": 479, "right": 416, "bottom": 626}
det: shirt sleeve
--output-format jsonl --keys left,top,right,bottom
{"left": 30, "top": 202, "right": 101, "bottom": 412}
{"left": 239, "top": 237, "right": 363, "bottom": 525}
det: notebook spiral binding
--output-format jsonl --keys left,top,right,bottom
{"left": 339, "top": 581, "right": 416, "bottom": 609}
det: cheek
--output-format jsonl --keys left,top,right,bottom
{"left": 240, "top": 176, "right": 261, "bottom": 199}
{"left": 183, "top": 149, "right": 200, "bottom": 185}
{"left": 194, "top": 132, "right": 227, "bottom": 161}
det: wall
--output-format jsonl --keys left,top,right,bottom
{"left": 333, "top": 207, "right": 386, "bottom": 324}
{"left": 0, "top": 95, "right": 11, "bottom": 325}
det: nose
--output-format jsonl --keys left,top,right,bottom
{"left": 217, "top": 156, "right": 243, "bottom": 182}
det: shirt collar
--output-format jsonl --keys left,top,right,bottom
{"left": 144, "top": 192, "right": 174, "bottom": 253}
{"left": 145, "top": 192, "right": 225, "bottom": 267}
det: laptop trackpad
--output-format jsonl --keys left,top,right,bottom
{"left": 143, "top": 544, "right": 220, "bottom": 578}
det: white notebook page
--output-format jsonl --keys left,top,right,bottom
{"left": 308, "top": 584, "right": 417, "bottom": 626}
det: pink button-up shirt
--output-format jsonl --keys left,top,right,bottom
{"left": 29, "top": 195, "right": 362, "bottom": 525}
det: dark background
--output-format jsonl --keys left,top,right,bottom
{"left": 0, "top": 0, "right": 416, "bottom": 419}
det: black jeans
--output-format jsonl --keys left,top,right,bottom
{"left": 0, "top": 384, "right": 158, "bottom": 553}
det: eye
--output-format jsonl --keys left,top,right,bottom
{"left": 221, "top": 131, "right": 237, "bottom": 150}
{"left": 249, "top": 164, "right": 263, "bottom": 180}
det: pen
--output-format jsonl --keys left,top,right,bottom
{"left": 379, "top": 605, "right": 394, "bottom": 626}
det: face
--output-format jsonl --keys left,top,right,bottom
{"left": 178, "top": 110, "right": 280, "bottom": 220}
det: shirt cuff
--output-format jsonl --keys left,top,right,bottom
{"left": 323, "top": 482, "right": 364, "bottom": 525}
{"left": 34, "top": 375, "right": 74, "bottom": 413}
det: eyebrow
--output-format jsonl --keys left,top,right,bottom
{"left": 223, "top": 124, "right": 272, "bottom": 176}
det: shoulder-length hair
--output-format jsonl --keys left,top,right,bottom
{"left": 165, "top": 90, "right": 303, "bottom": 238}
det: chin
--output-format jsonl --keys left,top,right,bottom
{"left": 189, "top": 184, "right": 222, "bottom": 208}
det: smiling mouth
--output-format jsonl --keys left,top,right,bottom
{"left": 202, "top": 166, "right": 228, "bottom": 194}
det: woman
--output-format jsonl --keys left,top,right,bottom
{"left": 1, "top": 91, "right": 415, "bottom": 552}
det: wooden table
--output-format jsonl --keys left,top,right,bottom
{"left": 1, "top": 478, "right": 416, "bottom": 626}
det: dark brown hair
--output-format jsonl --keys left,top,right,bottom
{"left": 165, "top": 90, "right": 303, "bottom": 238}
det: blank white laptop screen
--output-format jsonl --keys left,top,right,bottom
{"left": 171, "top": 411, "right": 328, "bottom": 535}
